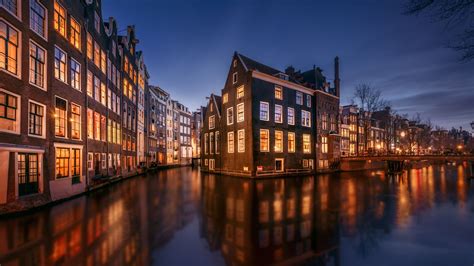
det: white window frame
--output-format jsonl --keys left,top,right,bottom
{"left": 260, "top": 101, "right": 269, "bottom": 121}
{"left": 306, "top": 94, "right": 311, "bottom": 107}
{"left": 296, "top": 92, "right": 303, "bottom": 105}
{"left": 232, "top": 72, "right": 238, "bottom": 84}
{"left": 236, "top": 85, "right": 244, "bottom": 99}
{"left": 260, "top": 129, "right": 270, "bottom": 152}
{"left": 274, "top": 104, "right": 283, "bottom": 124}
{"left": 227, "top": 131, "right": 234, "bottom": 153}
{"left": 275, "top": 158, "right": 284, "bottom": 172}
{"left": 287, "top": 107, "right": 295, "bottom": 125}
{"left": 1, "top": 0, "right": 21, "bottom": 20}
{"left": 87, "top": 152, "right": 93, "bottom": 170}
{"left": 209, "top": 115, "right": 215, "bottom": 129}
{"left": 0, "top": 88, "right": 21, "bottom": 135}
{"left": 54, "top": 96, "right": 68, "bottom": 139}
{"left": 54, "top": 45, "right": 67, "bottom": 84}
{"left": 30, "top": 0, "right": 48, "bottom": 40}
{"left": 302, "top": 110, "right": 311, "bottom": 127}
{"left": 237, "top": 129, "right": 245, "bottom": 153}
{"left": 237, "top": 103, "right": 244, "bottom": 123}
{"left": 70, "top": 58, "right": 81, "bottom": 91}
{"left": 288, "top": 132, "right": 295, "bottom": 153}
{"left": 274, "top": 130, "right": 283, "bottom": 153}
{"left": 227, "top": 107, "right": 233, "bottom": 125}
{"left": 0, "top": 19, "right": 21, "bottom": 79}
{"left": 29, "top": 40, "right": 47, "bottom": 91}
{"left": 275, "top": 85, "right": 283, "bottom": 100}
{"left": 303, "top": 134, "right": 311, "bottom": 154}
{"left": 28, "top": 99, "right": 46, "bottom": 139}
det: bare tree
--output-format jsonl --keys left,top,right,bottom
{"left": 352, "top": 83, "right": 390, "bottom": 154}
{"left": 404, "top": 0, "right": 474, "bottom": 61}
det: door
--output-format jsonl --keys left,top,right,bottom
{"left": 275, "top": 159, "right": 284, "bottom": 172}
{"left": 18, "top": 153, "right": 39, "bottom": 197}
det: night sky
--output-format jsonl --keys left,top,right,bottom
{"left": 103, "top": 0, "right": 474, "bottom": 130}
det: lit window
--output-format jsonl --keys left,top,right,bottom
{"left": 275, "top": 105, "right": 282, "bottom": 123}
{"left": 301, "top": 110, "right": 311, "bottom": 127}
{"left": 204, "top": 133, "right": 208, "bottom": 154}
{"left": 232, "top": 72, "right": 237, "bottom": 84}
{"left": 322, "top": 136, "right": 328, "bottom": 154}
{"left": 237, "top": 129, "right": 245, "bottom": 153}
{"left": 87, "top": 33, "right": 93, "bottom": 60}
{"left": 55, "top": 148, "right": 69, "bottom": 178}
{"left": 237, "top": 103, "right": 244, "bottom": 122}
{"left": 100, "top": 82, "right": 106, "bottom": 106}
{"left": 86, "top": 70, "right": 93, "bottom": 97}
{"left": 223, "top": 93, "right": 228, "bottom": 104}
{"left": 94, "top": 41, "right": 100, "bottom": 67}
{"left": 0, "top": 90, "right": 19, "bottom": 133}
{"left": 100, "top": 50, "right": 106, "bottom": 73}
{"left": 288, "top": 132, "right": 295, "bottom": 152}
{"left": 30, "top": 0, "right": 46, "bottom": 38}
{"left": 210, "top": 132, "right": 214, "bottom": 154}
{"left": 70, "top": 59, "right": 81, "bottom": 91}
{"left": 287, "top": 107, "right": 295, "bottom": 125}
{"left": 236, "top": 85, "right": 244, "bottom": 99}
{"left": 227, "top": 107, "right": 233, "bottom": 125}
{"left": 260, "top": 102, "right": 269, "bottom": 121}
{"left": 228, "top": 131, "right": 234, "bottom": 153}
{"left": 322, "top": 113, "right": 328, "bottom": 130}
{"left": 100, "top": 115, "right": 106, "bottom": 141}
{"left": 28, "top": 101, "right": 44, "bottom": 137}
{"left": 260, "top": 129, "right": 269, "bottom": 152}
{"left": 0, "top": 20, "right": 19, "bottom": 75}
{"left": 87, "top": 108, "right": 93, "bottom": 139}
{"left": 71, "top": 103, "right": 81, "bottom": 140}
{"left": 53, "top": 1, "right": 66, "bottom": 37}
{"left": 54, "top": 97, "right": 67, "bottom": 137}
{"left": 215, "top": 131, "right": 220, "bottom": 154}
{"left": 94, "top": 112, "right": 100, "bottom": 140}
{"left": 54, "top": 46, "right": 67, "bottom": 83}
{"left": 303, "top": 134, "right": 311, "bottom": 153}
{"left": 306, "top": 94, "right": 311, "bottom": 107}
{"left": 29, "top": 42, "right": 46, "bottom": 89}
{"left": 296, "top": 92, "right": 303, "bottom": 105}
{"left": 275, "top": 130, "right": 283, "bottom": 152}
{"left": 275, "top": 86, "right": 283, "bottom": 100}
{"left": 70, "top": 18, "right": 81, "bottom": 50}
{"left": 209, "top": 115, "right": 215, "bottom": 129}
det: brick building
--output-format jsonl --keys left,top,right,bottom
{"left": 201, "top": 52, "right": 340, "bottom": 177}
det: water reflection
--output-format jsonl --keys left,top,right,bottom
{"left": 0, "top": 165, "right": 473, "bottom": 266}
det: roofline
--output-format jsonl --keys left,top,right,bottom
{"left": 236, "top": 53, "right": 249, "bottom": 72}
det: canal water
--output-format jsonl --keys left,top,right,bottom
{"left": 0, "top": 164, "right": 473, "bottom": 266}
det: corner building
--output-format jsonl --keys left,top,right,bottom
{"left": 201, "top": 52, "right": 340, "bottom": 177}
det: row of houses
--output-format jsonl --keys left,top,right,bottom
{"left": 0, "top": 0, "right": 195, "bottom": 206}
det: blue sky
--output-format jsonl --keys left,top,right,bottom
{"left": 103, "top": 0, "right": 474, "bottom": 130}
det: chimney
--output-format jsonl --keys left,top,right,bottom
{"left": 334, "top": 56, "right": 340, "bottom": 97}
{"left": 285, "top": 66, "right": 295, "bottom": 76}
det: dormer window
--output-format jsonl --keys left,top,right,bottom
{"left": 275, "top": 86, "right": 283, "bottom": 100}
{"left": 275, "top": 72, "right": 288, "bottom": 81}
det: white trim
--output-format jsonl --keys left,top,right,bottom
{"left": 287, "top": 107, "right": 295, "bottom": 125}
{"left": 0, "top": 18, "right": 22, "bottom": 80}
{"left": 226, "top": 107, "right": 233, "bottom": 125}
{"left": 29, "top": 0, "right": 48, "bottom": 41}
{"left": 53, "top": 143, "right": 83, "bottom": 180}
{"left": 54, "top": 95, "right": 68, "bottom": 139}
{"left": 70, "top": 102, "right": 82, "bottom": 140}
{"left": 274, "top": 104, "right": 283, "bottom": 124}
{"left": 0, "top": 144, "right": 44, "bottom": 153}
{"left": 27, "top": 99, "right": 47, "bottom": 139}
{"left": 259, "top": 129, "right": 270, "bottom": 152}
{"left": 259, "top": 101, "right": 269, "bottom": 121}
{"left": 29, "top": 40, "right": 47, "bottom": 91}
{"left": 54, "top": 45, "right": 68, "bottom": 84}
{"left": 232, "top": 72, "right": 238, "bottom": 84}
{"left": 237, "top": 129, "right": 245, "bottom": 153}
{"left": 0, "top": 0, "right": 21, "bottom": 21}
{"left": 70, "top": 58, "right": 81, "bottom": 91}
{"left": 0, "top": 88, "right": 21, "bottom": 135}
{"left": 275, "top": 158, "right": 284, "bottom": 172}
{"left": 274, "top": 130, "right": 283, "bottom": 153}
{"left": 236, "top": 103, "right": 244, "bottom": 123}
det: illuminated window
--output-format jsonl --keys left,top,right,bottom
{"left": 70, "top": 18, "right": 81, "bottom": 50}
{"left": 71, "top": 103, "right": 81, "bottom": 140}
{"left": 28, "top": 101, "right": 44, "bottom": 137}
{"left": 100, "top": 82, "right": 106, "bottom": 106}
{"left": 287, "top": 107, "right": 295, "bottom": 125}
{"left": 87, "top": 109, "right": 93, "bottom": 139}
{"left": 275, "top": 130, "right": 283, "bottom": 152}
{"left": 30, "top": 0, "right": 46, "bottom": 37}
{"left": 204, "top": 133, "right": 208, "bottom": 154}
{"left": 100, "top": 115, "right": 106, "bottom": 141}
{"left": 236, "top": 85, "right": 244, "bottom": 99}
{"left": 301, "top": 110, "right": 311, "bottom": 127}
{"left": 226, "top": 107, "right": 233, "bottom": 125}
{"left": 215, "top": 131, "right": 220, "bottom": 154}
{"left": 94, "top": 112, "right": 100, "bottom": 140}
{"left": 296, "top": 92, "right": 303, "bottom": 105}
{"left": 322, "top": 113, "right": 328, "bottom": 130}
{"left": 53, "top": 1, "right": 66, "bottom": 37}
{"left": 87, "top": 33, "right": 93, "bottom": 60}
{"left": 227, "top": 131, "right": 234, "bottom": 153}
{"left": 275, "top": 104, "right": 282, "bottom": 123}
{"left": 54, "top": 46, "right": 67, "bottom": 83}
{"left": 232, "top": 72, "right": 237, "bottom": 84}
{"left": 274, "top": 86, "right": 283, "bottom": 100}
{"left": 322, "top": 136, "right": 328, "bottom": 154}
{"left": 238, "top": 129, "right": 245, "bottom": 153}
{"left": 260, "top": 129, "right": 269, "bottom": 152}
{"left": 209, "top": 132, "right": 214, "bottom": 154}
{"left": 288, "top": 132, "right": 295, "bottom": 153}
{"left": 100, "top": 50, "right": 106, "bottom": 73}
{"left": 209, "top": 115, "right": 215, "bottom": 129}
{"left": 29, "top": 42, "right": 46, "bottom": 89}
{"left": 70, "top": 59, "right": 81, "bottom": 91}
{"left": 55, "top": 148, "right": 69, "bottom": 178}
{"left": 237, "top": 103, "right": 244, "bottom": 122}
{"left": 303, "top": 134, "right": 311, "bottom": 153}
{"left": 54, "top": 97, "right": 67, "bottom": 137}
{"left": 94, "top": 41, "right": 100, "bottom": 67}
{"left": 260, "top": 102, "right": 269, "bottom": 121}
{"left": 94, "top": 76, "right": 100, "bottom": 101}
{"left": 223, "top": 93, "right": 228, "bottom": 104}
{"left": 0, "top": 21, "right": 19, "bottom": 75}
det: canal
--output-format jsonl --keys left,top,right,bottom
{"left": 0, "top": 165, "right": 473, "bottom": 266}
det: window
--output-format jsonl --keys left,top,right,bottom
{"left": 70, "top": 59, "right": 81, "bottom": 91}
{"left": 275, "top": 105, "right": 282, "bottom": 123}
{"left": 55, "top": 148, "right": 69, "bottom": 178}
{"left": 275, "top": 86, "right": 283, "bottom": 100}
{"left": 223, "top": 93, "right": 228, "bottom": 104}
{"left": 55, "top": 97, "right": 67, "bottom": 137}
{"left": 94, "top": 41, "right": 100, "bottom": 67}
{"left": 306, "top": 94, "right": 311, "bottom": 107}
{"left": 209, "top": 132, "right": 214, "bottom": 154}
{"left": 226, "top": 107, "right": 233, "bottom": 125}
{"left": 296, "top": 92, "right": 303, "bottom": 105}
{"left": 204, "top": 133, "right": 208, "bottom": 155}
{"left": 87, "top": 33, "right": 93, "bottom": 60}
{"left": 227, "top": 132, "right": 234, "bottom": 153}
{"left": 53, "top": 1, "right": 66, "bottom": 37}
{"left": 322, "top": 136, "right": 328, "bottom": 154}
{"left": 87, "top": 109, "right": 93, "bottom": 139}
{"left": 215, "top": 131, "right": 220, "bottom": 154}
{"left": 94, "top": 76, "right": 100, "bottom": 101}
{"left": 29, "top": 42, "right": 46, "bottom": 89}
{"left": 303, "top": 134, "right": 311, "bottom": 154}
{"left": 236, "top": 85, "right": 244, "bottom": 99}
{"left": 28, "top": 101, "right": 44, "bottom": 137}
{"left": 237, "top": 103, "right": 244, "bottom": 123}
{"left": 30, "top": 0, "right": 46, "bottom": 38}
{"left": 237, "top": 129, "right": 245, "bottom": 153}
{"left": 101, "top": 153, "right": 106, "bottom": 169}
{"left": 1, "top": 0, "right": 18, "bottom": 16}
{"left": 100, "top": 82, "right": 106, "bottom": 105}
{"left": 322, "top": 113, "right": 328, "bottom": 130}
{"left": 71, "top": 103, "right": 80, "bottom": 140}
{"left": 209, "top": 115, "right": 215, "bottom": 129}
{"left": 71, "top": 149, "right": 80, "bottom": 181}
{"left": 260, "top": 129, "right": 269, "bottom": 152}
{"left": 275, "top": 130, "right": 283, "bottom": 152}
{"left": 0, "top": 90, "right": 19, "bottom": 133}
{"left": 302, "top": 110, "right": 311, "bottom": 127}
{"left": 288, "top": 132, "right": 295, "bottom": 153}
{"left": 101, "top": 115, "right": 106, "bottom": 141}
{"left": 232, "top": 72, "right": 237, "bottom": 84}
{"left": 94, "top": 11, "right": 101, "bottom": 33}
{"left": 94, "top": 112, "right": 100, "bottom": 140}
{"left": 0, "top": 20, "right": 19, "bottom": 75}
{"left": 54, "top": 47, "right": 67, "bottom": 83}
{"left": 68, "top": 18, "right": 81, "bottom": 50}
{"left": 87, "top": 153, "right": 93, "bottom": 170}
{"left": 100, "top": 50, "right": 106, "bottom": 73}
{"left": 288, "top": 107, "right": 295, "bottom": 125}
{"left": 259, "top": 102, "right": 269, "bottom": 121}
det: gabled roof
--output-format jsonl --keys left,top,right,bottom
{"left": 236, "top": 52, "right": 282, "bottom": 76}
{"left": 211, "top": 94, "right": 222, "bottom": 118}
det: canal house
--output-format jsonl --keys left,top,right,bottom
{"left": 201, "top": 52, "right": 340, "bottom": 177}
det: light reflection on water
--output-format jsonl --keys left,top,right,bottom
{"left": 0, "top": 165, "right": 473, "bottom": 266}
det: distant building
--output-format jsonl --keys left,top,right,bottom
{"left": 201, "top": 52, "right": 340, "bottom": 176}
{"left": 191, "top": 109, "right": 203, "bottom": 159}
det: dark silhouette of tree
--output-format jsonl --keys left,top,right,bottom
{"left": 404, "top": 0, "right": 474, "bottom": 61}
